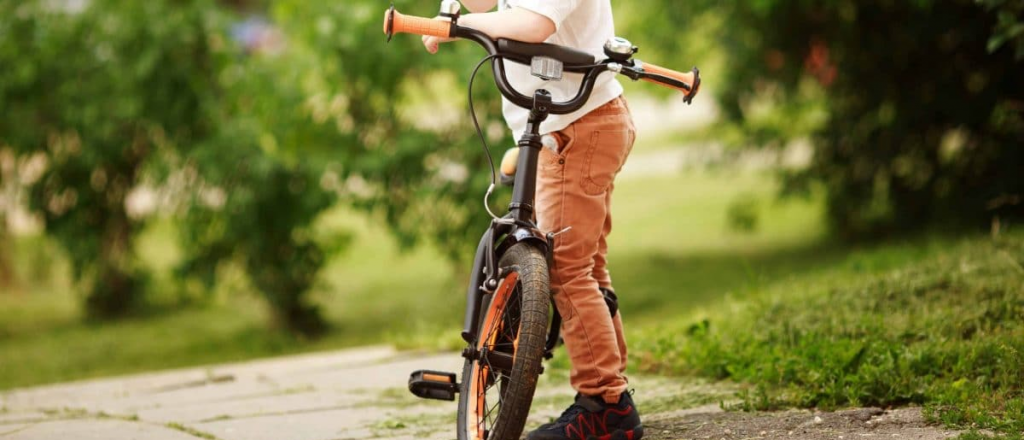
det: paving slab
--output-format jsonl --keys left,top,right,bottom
{"left": 1, "top": 346, "right": 397, "bottom": 409}
{"left": 274, "top": 352, "right": 462, "bottom": 392}
{"left": 1, "top": 419, "right": 199, "bottom": 440}
{"left": 194, "top": 404, "right": 452, "bottom": 440}
{"left": 0, "top": 411, "right": 50, "bottom": 425}
{"left": 134, "top": 390, "right": 355, "bottom": 424}
{"left": 89, "top": 379, "right": 286, "bottom": 416}
{"left": 0, "top": 423, "right": 32, "bottom": 437}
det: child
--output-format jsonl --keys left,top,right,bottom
{"left": 424, "top": 1, "right": 641, "bottom": 439}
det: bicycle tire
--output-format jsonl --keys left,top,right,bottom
{"left": 457, "top": 242, "right": 550, "bottom": 440}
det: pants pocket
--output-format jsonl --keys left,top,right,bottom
{"left": 581, "top": 129, "right": 635, "bottom": 196}
{"left": 540, "top": 128, "right": 575, "bottom": 171}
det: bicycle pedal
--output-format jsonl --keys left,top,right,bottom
{"left": 408, "top": 370, "right": 458, "bottom": 401}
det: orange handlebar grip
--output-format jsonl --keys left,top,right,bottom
{"left": 383, "top": 8, "right": 453, "bottom": 39}
{"left": 640, "top": 62, "right": 701, "bottom": 103}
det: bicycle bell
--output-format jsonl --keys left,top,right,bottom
{"left": 604, "top": 37, "right": 637, "bottom": 62}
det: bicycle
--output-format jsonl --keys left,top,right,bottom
{"left": 385, "top": 3, "right": 700, "bottom": 440}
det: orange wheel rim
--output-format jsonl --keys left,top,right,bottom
{"left": 470, "top": 271, "right": 520, "bottom": 440}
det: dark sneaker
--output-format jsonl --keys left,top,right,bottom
{"left": 527, "top": 391, "right": 643, "bottom": 440}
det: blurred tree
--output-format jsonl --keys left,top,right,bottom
{"left": 176, "top": 154, "right": 338, "bottom": 335}
{"left": 175, "top": 43, "right": 344, "bottom": 335}
{"left": 175, "top": 0, "right": 512, "bottom": 335}
{"left": 633, "top": 0, "right": 1024, "bottom": 238}
{"left": 0, "top": 0, "right": 224, "bottom": 316}
{"left": 0, "top": 151, "right": 11, "bottom": 288}
{"left": 0, "top": 0, "right": 529, "bottom": 333}
{"left": 264, "top": 0, "right": 510, "bottom": 263}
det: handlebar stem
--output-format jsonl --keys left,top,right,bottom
{"left": 528, "top": 90, "right": 553, "bottom": 123}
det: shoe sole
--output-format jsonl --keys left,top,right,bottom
{"left": 585, "top": 425, "right": 643, "bottom": 440}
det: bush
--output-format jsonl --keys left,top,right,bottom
{"left": 174, "top": 0, "right": 514, "bottom": 334}
{"left": 632, "top": 0, "right": 1024, "bottom": 238}
{"left": 268, "top": 0, "right": 512, "bottom": 263}
{"left": 0, "top": 0, "right": 351, "bottom": 333}
{"left": 0, "top": 0, "right": 224, "bottom": 317}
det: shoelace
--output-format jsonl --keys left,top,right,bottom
{"left": 553, "top": 401, "right": 590, "bottom": 424}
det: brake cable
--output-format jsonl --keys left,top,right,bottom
{"left": 467, "top": 54, "right": 511, "bottom": 223}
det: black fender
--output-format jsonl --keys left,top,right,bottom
{"left": 496, "top": 225, "right": 550, "bottom": 258}
{"left": 462, "top": 223, "right": 550, "bottom": 344}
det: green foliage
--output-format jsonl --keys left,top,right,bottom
{"left": 0, "top": 0, "right": 350, "bottom": 333}
{"left": 171, "top": 0, "right": 514, "bottom": 334}
{"left": 0, "top": 0, "right": 511, "bottom": 333}
{"left": 980, "top": 0, "right": 1024, "bottom": 60}
{"left": 725, "top": 194, "right": 760, "bottom": 233}
{"left": 632, "top": 0, "right": 1024, "bottom": 238}
{"left": 634, "top": 233, "right": 1024, "bottom": 436}
{"left": 174, "top": 30, "right": 345, "bottom": 335}
{"left": 0, "top": 0, "right": 224, "bottom": 317}
{"left": 178, "top": 156, "right": 336, "bottom": 335}
{"left": 958, "top": 430, "right": 1023, "bottom": 440}
{"left": 266, "top": 0, "right": 511, "bottom": 263}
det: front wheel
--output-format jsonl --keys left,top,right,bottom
{"left": 457, "top": 242, "right": 550, "bottom": 440}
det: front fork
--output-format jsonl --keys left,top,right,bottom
{"left": 461, "top": 89, "right": 563, "bottom": 361}
{"left": 460, "top": 219, "right": 563, "bottom": 363}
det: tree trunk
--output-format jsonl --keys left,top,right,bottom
{"left": 0, "top": 221, "right": 13, "bottom": 291}
{"left": 84, "top": 204, "right": 139, "bottom": 319}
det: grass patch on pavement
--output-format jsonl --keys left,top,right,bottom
{"left": 165, "top": 422, "right": 220, "bottom": 440}
{"left": 632, "top": 232, "right": 1024, "bottom": 438}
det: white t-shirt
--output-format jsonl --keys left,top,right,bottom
{"left": 497, "top": 0, "right": 624, "bottom": 141}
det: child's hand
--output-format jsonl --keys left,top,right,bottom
{"left": 421, "top": 16, "right": 456, "bottom": 54}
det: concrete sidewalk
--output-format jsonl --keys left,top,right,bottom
{"left": 0, "top": 345, "right": 723, "bottom": 440}
{"left": 0, "top": 346, "right": 957, "bottom": 440}
{"left": 0, "top": 346, "right": 468, "bottom": 440}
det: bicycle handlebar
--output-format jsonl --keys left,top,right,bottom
{"left": 638, "top": 62, "right": 701, "bottom": 101}
{"left": 383, "top": 7, "right": 701, "bottom": 111}
{"left": 384, "top": 8, "right": 454, "bottom": 39}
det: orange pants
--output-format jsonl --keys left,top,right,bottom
{"left": 536, "top": 96, "right": 636, "bottom": 404}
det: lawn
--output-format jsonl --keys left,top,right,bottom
{"left": 3, "top": 166, "right": 1020, "bottom": 439}
{"left": 0, "top": 168, "right": 824, "bottom": 389}
{"left": 631, "top": 231, "right": 1024, "bottom": 438}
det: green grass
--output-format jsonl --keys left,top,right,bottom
{"left": 631, "top": 232, "right": 1024, "bottom": 438}
{"left": 0, "top": 208, "right": 458, "bottom": 389}
{"left": 165, "top": 422, "right": 220, "bottom": 440}
{"left": 607, "top": 171, "right": 829, "bottom": 322}
{"left": 4, "top": 167, "right": 1020, "bottom": 440}
{"left": 0, "top": 169, "right": 822, "bottom": 389}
